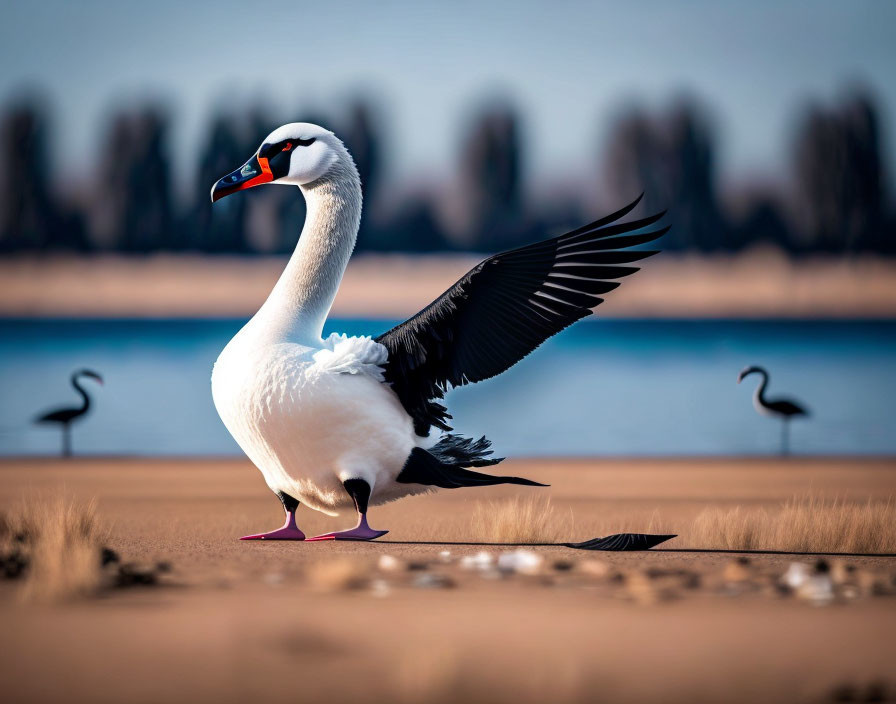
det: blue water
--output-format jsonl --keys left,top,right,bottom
{"left": 0, "top": 318, "right": 894, "bottom": 457}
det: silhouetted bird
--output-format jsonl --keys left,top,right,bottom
{"left": 34, "top": 369, "right": 103, "bottom": 457}
{"left": 737, "top": 365, "right": 809, "bottom": 456}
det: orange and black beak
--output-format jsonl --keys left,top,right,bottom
{"left": 210, "top": 154, "right": 273, "bottom": 203}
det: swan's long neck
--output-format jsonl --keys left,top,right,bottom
{"left": 252, "top": 160, "right": 362, "bottom": 345}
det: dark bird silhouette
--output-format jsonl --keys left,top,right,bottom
{"left": 34, "top": 369, "right": 103, "bottom": 457}
{"left": 737, "top": 365, "right": 809, "bottom": 456}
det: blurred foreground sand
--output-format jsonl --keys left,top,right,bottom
{"left": 2, "top": 251, "right": 896, "bottom": 318}
{"left": 1, "top": 457, "right": 894, "bottom": 704}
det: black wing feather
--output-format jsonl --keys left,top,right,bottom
{"left": 376, "top": 195, "right": 666, "bottom": 435}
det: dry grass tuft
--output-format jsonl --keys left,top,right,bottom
{"left": 4, "top": 496, "right": 109, "bottom": 603}
{"left": 469, "top": 497, "right": 572, "bottom": 544}
{"left": 689, "top": 495, "right": 896, "bottom": 553}
{"left": 689, "top": 506, "right": 768, "bottom": 551}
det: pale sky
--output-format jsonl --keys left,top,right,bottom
{"left": 1, "top": 0, "right": 894, "bottom": 191}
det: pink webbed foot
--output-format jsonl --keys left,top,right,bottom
{"left": 240, "top": 512, "right": 306, "bottom": 541}
{"left": 240, "top": 525, "right": 306, "bottom": 540}
{"left": 307, "top": 514, "right": 388, "bottom": 542}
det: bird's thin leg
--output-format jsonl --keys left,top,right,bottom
{"left": 240, "top": 491, "right": 305, "bottom": 541}
{"left": 62, "top": 423, "right": 72, "bottom": 459}
{"left": 307, "top": 479, "right": 388, "bottom": 542}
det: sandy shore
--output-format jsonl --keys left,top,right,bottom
{"left": 1, "top": 456, "right": 895, "bottom": 703}
{"left": 2, "top": 251, "right": 896, "bottom": 318}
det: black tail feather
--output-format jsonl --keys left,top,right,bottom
{"left": 428, "top": 433, "right": 502, "bottom": 468}
{"left": 397, "top": 435, "right": 546, "bottom": 489}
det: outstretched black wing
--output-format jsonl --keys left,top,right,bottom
{"left": 376, "top": 195, "right": 667, "bottom": 436}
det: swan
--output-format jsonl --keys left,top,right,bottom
{"left": 210, "top": 123, "right": 666, "bottom": 541}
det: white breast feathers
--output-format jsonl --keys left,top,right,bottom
{"left": 309, "top": 333, "right": 389, "bottom": 381}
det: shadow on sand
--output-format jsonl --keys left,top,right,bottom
{"left": 378, "top": 536, "right": 896, "bottom": 557}
{"left": 380, "top": 532, "right": 675, "bottom": 552}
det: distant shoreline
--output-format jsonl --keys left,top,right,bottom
{"left": 2, "top": 250, "right": 895, "bottom": 319}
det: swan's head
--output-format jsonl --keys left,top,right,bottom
{"left": 737, "top": 365, "right": 763, "bottom": 384}
{"left": 211, "top": 123, "right": 346, "bottom": 202}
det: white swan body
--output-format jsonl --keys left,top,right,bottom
{"left": 213, "top": 332, "right": 422, "bottom": 514}
{"left": 209, "top": 121, "right": 667, "bottom": 539}
{"left": 210, "top": 124, "right": 429, "bottom": 516}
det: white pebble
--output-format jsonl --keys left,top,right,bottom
{"left": 377, "top": 554, "right": 401, "bottom": 571}
{"left": 781, "top": 562, "right": 812, "bottom": 589}
{"left": 413, "top": 573, "right": 454, "bottom": 589}
{"left": 370, "top": 579, "right": 391, "bottom": 598}
{"left": 497, "top": 549, "right": 543, "bottom": 575}
{"left": 796, "top": 575, "right": 835, "bottom": 606}
{"left": 460, "top": 551, "right": 494, "bottom": 571}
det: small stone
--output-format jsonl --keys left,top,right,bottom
{"left": 100, "top": 547, "right": 120, "bottom": 566}
{"left": 116, "top": 562, "right": 158, "bottom": 587}
{"left": 377, "top": 554, "right": 402, "bottom": 572}
{"left": 412, "top": 573, "right": 456, "bottom": 589}
{"left": 773, "top": 582, "right": 792, "bottom": 597}
{"left": 795, "top": 575, "right": 835, "bottom": 606}
{"left": 460, "top": 551, "right": 494, "bottom": 571}
{"left": 497, "top": 549, "right": 543, "bottom": 575}
{"left": 370, "top": 578, "right": 391, "bottom": 598}
{"left": 841, "top": 585, "right": 860, "bottom": 600}
{"left": 723, "top": 559, "right": 752, "bottom": 584}
{"left": 2, "top": 551, "right": 28, "bottom": 580}
{"left": 856, "top": 569, "right": 879, "bottom": 596}
{"left": 682, "top": 571, "right": 701, "bottom": 590}
{"left": 625, "top": 571, "right": 671, "bottom": 605}
{"left": 438, "top": 550, "right": 452, "bottom": 563}
{"left": 579, "top": 559, "right": 610, "bottom": 578}
{"left": 869, "top": 575, "right": 891, "bottom": 597}
{"left": 306, "top": 559, "right": 369, "bottom": 592}
{"left": 406, "top": 561, "right": 429, "bottom": 572}
{"left": 829, "top": 560, "right": 856, "bottom": 585}
{"left": 553, "top": 559, "right": 575, "bottom": 572}
{"left": 781, "top": 562, "right": 812, "bottom": 590}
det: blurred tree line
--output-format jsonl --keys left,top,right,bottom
{"left": 0, "top": 85, "right": 892, "bottom": 256}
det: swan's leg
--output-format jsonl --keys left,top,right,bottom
{"left": 240, "top": 491, "right": 306, "bottom": 541}
{"left": 307, "top": 479, "right": 388, "bottom": 542}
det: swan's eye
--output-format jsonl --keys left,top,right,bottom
{"left": 296, "top": 137, "right": 316, "bottom": 147}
